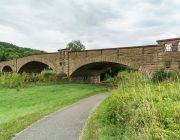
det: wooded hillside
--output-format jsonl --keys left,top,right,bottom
{"left": 0, "top": 42, "right": 45, "bottom": 61}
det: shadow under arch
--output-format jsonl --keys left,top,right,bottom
{"left": 2, "top": 66, "right": 13, "bottom": 72}
{"left": 18, "top": 61, "right": 53, "bottom": 73}
{"left": 70, "top": 61, "right": 129, "bottom": 83}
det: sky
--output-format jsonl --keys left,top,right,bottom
{"left": 0, "top": 0, "right": 180, "bottom": 52}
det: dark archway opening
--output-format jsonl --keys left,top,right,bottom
{"left": 2, "top": 66, "right": 13, "bottom": 72}
{"left": 71, "top": 62, "right": 133, "bottom": 83}
{"left": 18, "top": 61, "right": 52, "bottom": 73}
{"left": 100, "top": 64, "right": 130, "bottom": 81}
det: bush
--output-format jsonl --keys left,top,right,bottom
{"left": 0, "top": 72, "right": 30, "bottom": 88}
{"left": 103, "top": 71, "right": 144, "bottom": 85}
{"left": 100, "top": 65, "right": 137, "bottom": 81}
{"left": 40, "top": 70, "right": 57, "bottom": 82}
{"left": 27, "top": 73, "right": 40, "bottom": 82}
{"left": 0, "top": 71, "right": 57, "bottom": 88}
{"left": 151, "top": 68, "right": 172, "bottom": 83}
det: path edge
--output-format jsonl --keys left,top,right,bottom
{"left": 79, "top": 93, "right": 111, "bottom": 140}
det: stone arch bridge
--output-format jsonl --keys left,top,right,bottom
{"left": 1, "top": 38, "right": 180, "bottom": 83}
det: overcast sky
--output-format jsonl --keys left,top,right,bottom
{"left": 0, "top": 0, "right": 180, "bottom": 52}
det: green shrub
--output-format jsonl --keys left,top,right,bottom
{"left": 28, "top": 73, "right": 40, "bottom": 82}
{"left": 151, "top": 68, "right": 172, "bottom": 83}
{"left": 0, "top": 71, "right": 57, "bottom": 88}
{"left": 0, "top": 72, "right": 30, "bottom": 88}
{"left": 40, "top": 70, "right": 57, "bottom": 82}
{"left": 101, "top": 65, "right": 137, "bottom": 81}
{"left": 103, "top": 74, "right": 120, "bottom": 85}
{"left": 103, "top": 71, "right": 145, "bottom": 85}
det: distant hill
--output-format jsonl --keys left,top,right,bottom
{"left": 0, "top": 42, "right": 45, "bottom": 62}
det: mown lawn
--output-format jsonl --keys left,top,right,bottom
{"left": 0, "top": 83, "right": 108, "bottom": 140}
{"left": 82, "top": 72, "right": 180, "bottom": 140}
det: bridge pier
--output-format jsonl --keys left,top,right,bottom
{"left": 71, "top": 75, "right": 100, "bottom": 84}
{"left": 56, "top": 73, "right": 69, "bottom": 81}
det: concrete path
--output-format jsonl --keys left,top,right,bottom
{"left": 12, "top": 93, "right": 110, "bottom": 140}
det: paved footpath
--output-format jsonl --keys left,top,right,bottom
{"left": 12, "top": 93, "right": 110, "bottom": 140}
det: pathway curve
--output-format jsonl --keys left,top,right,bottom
{"left": 12, "top": 93, "right": 110, "bottom": 140}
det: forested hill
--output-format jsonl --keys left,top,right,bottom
{"left": 0, "top": 42, "right": 45, "bottom": 62}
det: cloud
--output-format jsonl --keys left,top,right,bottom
{"left": 0, "top": 0, "right": 180, "bottom": 52}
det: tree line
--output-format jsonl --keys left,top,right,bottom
{"left": 0, "top": 42, "right": 45, "bottom": 62}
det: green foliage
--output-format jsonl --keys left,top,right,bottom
{"left": 103, "top": 70, "right": 141, "bottom": 85}
{"left": 0, "top": 53, "right": 7, "bottom": 61}
{"left": 101, "top": 65, "right": 127, "bottom": 81}
{"left": 0, "top": 72, "right": 29, "bottom": 88}
{"left": 0, "top": 71, "right": 58, "bottom": 88}
{"left": 66, "top": 40, "right": 86, "bottom": 51}
{"left": 101, "top": 64, "right": 137, "bottom": 81}
{"left": 40, "top": 70, "right": 57, "bottom": 82}
{"left": 151, "top": 68, "right": 172, "bottom": 83}
{"left": 82, "top": 71, "right": 180, "bottom": 140}
{"left": 103, "top": 74, "right": 120, "bottom": 85}
{"left": 0, "top": 42, "right": 45, "bottom": 62}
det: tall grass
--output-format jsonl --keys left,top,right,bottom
{"left": 0, "top": 72, "right": 28, "bottom": 88}
{"left": 82, "top": 71, "right": 180, "bottom": 140}
{"left": 39, "top": 70, "right": 57, "bottom": 82}
{"left": 0, "top": 70, "right": 57, "bottom": 88}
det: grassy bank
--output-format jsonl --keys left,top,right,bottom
{"left": 0, "top": 83, "right": 108, "bottom": 140}
{"left": 82, "top": 71, "right": 180, "bottom": 140}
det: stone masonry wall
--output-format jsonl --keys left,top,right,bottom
{"left": 0, "top": 38, "right": 180, "bottom": 83}
{"left": 68, "top": 45, "right": 159, "bottom": 76}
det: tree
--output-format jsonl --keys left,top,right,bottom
{"left": 0, "top": 53, "right": 7, "bottom": 61}
{"left": 66, "top": 40, "right": 86, "bottom": 51}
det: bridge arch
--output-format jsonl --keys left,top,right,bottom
{"left": 71, "top": 62, "right": 120, "bottom": 76}
{"left": 16, "top": 53, "right": 59, "bottom": 74}
{"left": 18, "top": 61, "right": 54, "bottom": 73}
{"left": 70, "top": 55, "right": 139, "bottom": 83}
{"left": 2, "top": 65, "right": 13, "bottom": 72}
{"left": 69, "top": 55, "right": 139, "bottom": 76}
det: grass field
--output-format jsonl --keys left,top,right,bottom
{"left": 82, "top": 71, "right": 180, "bottom": 140}
{"left": 0, "top": 83, "right": 108, "bottom": 140}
